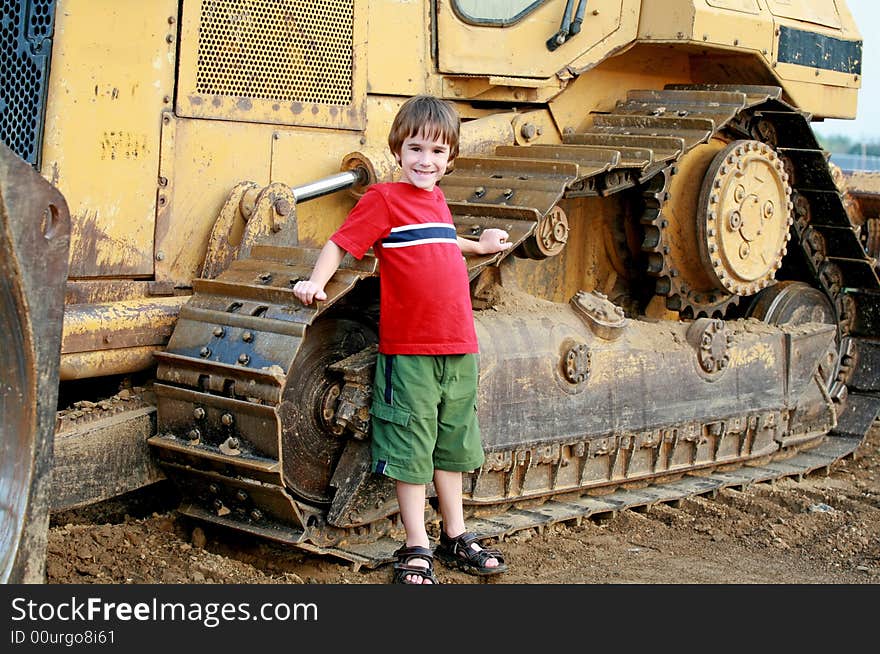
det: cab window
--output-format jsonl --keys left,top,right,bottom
{"left": 452, "top": 0, "right": 548, "bottom": 26}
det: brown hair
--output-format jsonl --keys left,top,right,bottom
{"left": 387, "top": 95, "right": 460, "bottom": 163}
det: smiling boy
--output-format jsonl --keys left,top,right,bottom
{"left": 293, "top": 95, "right": 510, "bottom": 584}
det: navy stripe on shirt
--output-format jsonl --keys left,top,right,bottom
{"left": 381, "top": 222, "right": 457, "bottom": 249}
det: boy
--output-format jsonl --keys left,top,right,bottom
{"left": 293, "top": 95, "right": 510, "bottom": 584}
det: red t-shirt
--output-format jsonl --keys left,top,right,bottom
{"left": 330, "top": 182, "right": 478, "bottom": 355}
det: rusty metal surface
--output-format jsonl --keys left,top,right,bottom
{"left": 202, "top": 181, "right": 262, "bottom": 279}
{"left": 61, "top": 296, "right": 189, "bottom": 354}
{"left": 52, "top": 405, "right": 162, "bottom": 511}
{"left": 0, "top": 141, "right": 70, "bottom": 582}
{"left": 0, "top": 0, "right": 871, "bottom": 580}
{"left": 59, "top": 345, "right": 169, "bottom": 381}
{"left": 563, "top": 133, "right": 685, "bottom": 165}
{"left": 442, "top": 156, "right": 579, "bottom": 216}
{"left": 451, "top": 204, "right": 540, "bottom": 277}
{"left": 151, "top": 84, "right": 880, "bottom": 563}
{"left": 468, "top": 307, "right": 835, "bottom": 504}
{"left": 150, "top": 245, "right": 379, "bottom": 520}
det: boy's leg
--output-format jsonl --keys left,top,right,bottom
{"left": 396, "top": 480, "right": 434, "bottom": 584}
{"left": 433, "top": 469, "right": 500, "bottom": 570}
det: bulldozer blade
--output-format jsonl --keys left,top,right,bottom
{"left": 0, "top": 141, "right": 70, "bottom": 583}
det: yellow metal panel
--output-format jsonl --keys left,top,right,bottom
{"left": 549, "top": 45, "right": 694, "bottom": 135}
{"left": 768, "top": 7, "right": 861, "bottom": 119}
{"left": 705, "top": 0, "right": 759, "bottom": 13}
{"left": 766, "top": 0, "right": 842, "bottom": 29}
{"left": 176, "top": 0, "right": 367, "bottom": 130}
{"left": 691, "top": 5, "right": 771, "bottom": 52}
{"left": 771, "top": 69, "right": 860, "bottom": 119}
{"left": 59, "top": 346, "right": 165, "bottom": 381}
{"left": 41, "top": 0, "right": 178, "bottom": 278}
{"left": 442, "top": 75, "right": 563, "bottom": 103}
{"left": 437, "top": 0, "right": 631, "bottom": 78}
{"left": 270, "top": 128, "right": 363, "bottom": 246}
{"left": 61, "top": 296, "right": 189, "bottom": 354}
{"left": 154, "top": 116, "right": 274, "bottom": 286}
{"left": 636, "top": 0, "right": 695, "bottom": 39}
{"left": 638, "top": 0, "right": 772, "bottom": 55}
{"left": 367, "top": 0, "right": 428, "bottom": 96}
{"left": 363, "top": 95, "right": 407, "bottom": 147}
{"left": 634, "top": 0, "right": 859, "bottom": 119}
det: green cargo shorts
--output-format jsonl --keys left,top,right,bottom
{"left": 370, "top": 353, "right": 485, "bottom": 484}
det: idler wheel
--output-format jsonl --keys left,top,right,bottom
{"left": 520, "top": 205, "right": 569, "bottom": 259}
{"left": 697, "top": 140, "right": 793, "bottom": 296}
{"left": 746, "top": 281, "right": 840, "bottom": 389}
{"left": 747, "top": 280, "right": 836, "bottom": 327}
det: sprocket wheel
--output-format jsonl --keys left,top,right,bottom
{"left": 641, "top": 138, "right": 793, "bottom": 318}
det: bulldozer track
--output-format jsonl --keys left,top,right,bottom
{"left": 56, "top": 388, "right": 152, "bottom": 434}
{"left": 149, "top": 84, "right": 880, "bottom": 569}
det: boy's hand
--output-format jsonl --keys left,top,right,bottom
{"left": 479, "top": 228, "right": 513, "bottom": 255}
{"left": 293, "top": 280, "right": 327, "bottom": 305}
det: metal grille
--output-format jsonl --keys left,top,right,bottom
{"left": 0, "top": 0, "right": 56, "bottom": 166}
{"left": 195, "top": 0, "right": 354, "bottom": 105}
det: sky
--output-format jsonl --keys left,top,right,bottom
{"left": 812, "top": 0, "right": 878, "bottom": 142}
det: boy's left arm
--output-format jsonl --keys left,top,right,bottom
{"left": 457, "top": 228, "right": 512, "bottom": 256}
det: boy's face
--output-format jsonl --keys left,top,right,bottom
{"left": 396, "top": 130, "right": 452, "bottom": 191}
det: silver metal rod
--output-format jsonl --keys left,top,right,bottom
{"left": 291, "top": 169, "right": 364, "bottom": 203}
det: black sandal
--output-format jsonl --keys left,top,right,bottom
{"left": 435, "top": 530, "right": 508, "bottom": 576}
{"left": 391, "top": 545, "right": 440, "bottom": 585}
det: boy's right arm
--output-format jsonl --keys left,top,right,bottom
{"left": 292, "top": 240, "right": 346, "bottom": 304}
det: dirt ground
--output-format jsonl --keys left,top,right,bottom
{"left": 46, "top": 422, "right": 880, "bottom": 586}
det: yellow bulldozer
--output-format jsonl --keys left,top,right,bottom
{"left": 3, "top": 0, "right": 879, "bottom": 582}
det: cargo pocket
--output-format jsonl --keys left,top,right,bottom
{"left": 370, "top": 401, "right": 411, "bottom": 427}
{"left": 370, "top": 401, "right": 414, "bottom": 476}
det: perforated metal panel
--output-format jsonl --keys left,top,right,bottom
{"left": 178, "top": 0, "right": 366, "bottom": 130}
{"left": 0, "top": 0, "right": 57, "bottom": 166}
